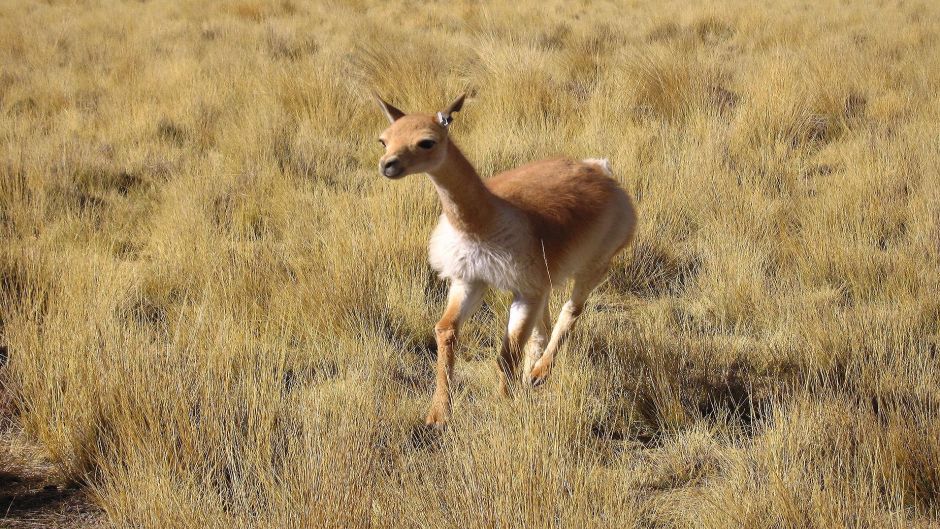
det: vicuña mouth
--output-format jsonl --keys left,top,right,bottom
{"left": 383, "top": 166, "right": 404, "bottom": 178}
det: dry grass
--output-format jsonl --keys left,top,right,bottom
{"left": 1, "top": 0, "right": 939, "bottom": 527}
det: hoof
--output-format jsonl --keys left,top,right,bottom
{"left": 425, "top": 406, "right": 449, "bottom": 426}
{"left": 529, "top": 361, "right": 551, "bottom": 387}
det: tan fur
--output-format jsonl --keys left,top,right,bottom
{"left": 487, "top": 157, "right": 631, "bottom": 278}
{"left": 375, "top": 95, "right": 638, "bottom": 425}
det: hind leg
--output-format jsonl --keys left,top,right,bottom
{"left": 496, "top": 292, "right": 547, "bottom": 397}
{"left": 529, "top": 265, "right": 607, "bottom": 386}
{"left": 522, "top": 306, "right": 551, "bottom": 382}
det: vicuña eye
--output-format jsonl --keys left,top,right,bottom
{"left": 378, "top": 139, "right": 386, "bottom": 147}
{"left": 418, "top": 139, "right": 436, "bottom": 150}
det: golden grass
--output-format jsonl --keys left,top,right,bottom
{"left": 1, "top": 0, "right": 939, "bottom": 526}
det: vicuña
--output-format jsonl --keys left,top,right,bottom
{"left": 375, "top": 94, "right": 638, "bottom": 425}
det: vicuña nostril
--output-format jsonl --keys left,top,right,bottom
{"left": 382, "top": 158, "right": 401, "bottom": 177}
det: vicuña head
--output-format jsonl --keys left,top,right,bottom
{"left": 373, "top": 93, "right": 638, "bottom": 426}
{"left": 376, "top": 93, "right": 464, "bottom": 179}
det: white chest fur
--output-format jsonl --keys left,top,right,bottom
{"left": 428, "top": 213, "right": 538, "bottom": 294}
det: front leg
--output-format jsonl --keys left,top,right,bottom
{"left": 497, "top": 293, "right": 547, "bottom": 396}
{"left": 427, "top": 280, "right": 485, "bottom": 425}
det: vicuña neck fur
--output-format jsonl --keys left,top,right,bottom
{"left": 428, "top": 139, "right": 496, "bottom": 235}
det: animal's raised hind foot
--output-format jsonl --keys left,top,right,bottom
{"left": 529, "top": 355, "right": 553, "bottom": 386}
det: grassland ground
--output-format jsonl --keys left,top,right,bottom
{"left": 1, "top": 408, "right": 103, "bottom": 528}
{"left": 1, "top": 0, "right": 940, "bottom": 527}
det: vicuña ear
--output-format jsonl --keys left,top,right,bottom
{"left": 437, "top": 93, "right": 466, "bottom": 128}
{"left": 374, "top": 93, "right": 405, "bottom": 123}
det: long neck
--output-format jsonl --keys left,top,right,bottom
{"left": 428, "top": 139, "right": 496, "bottom": 235}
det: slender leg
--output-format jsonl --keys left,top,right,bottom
{"left": 426, "top": 280, "right": 485, "bottom": 425}
{"left": 530, "top": 266, "right": 607, "bottom": 385}
{"left": 497, "top": 293, "right": 546, "bottom": 396}
{"left": 522, "top": 305, "right": 551, "bottom": 382}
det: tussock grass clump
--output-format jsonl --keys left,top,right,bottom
{"left": 1, "top": 0, "right": 939, "bottom": 527}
